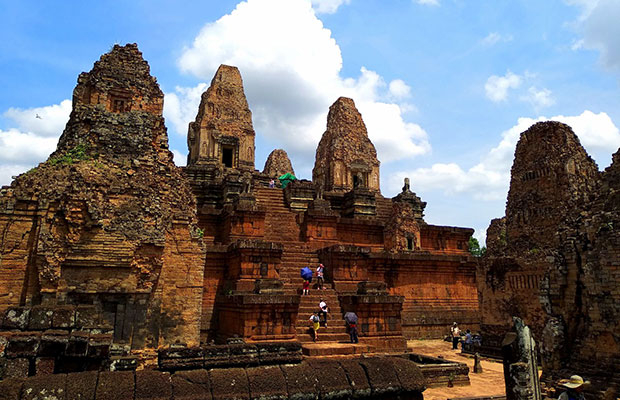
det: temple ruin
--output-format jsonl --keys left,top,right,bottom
{"left": 0, "top": 44, "right": 477, "bottom": 384}
{"left": 4, "top": 42, "right": 618, "bottom": 400}
{"left": 479, "top": 121, "right": 620, "bottom": 398}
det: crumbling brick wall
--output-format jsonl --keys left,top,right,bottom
{"left": 0, "top": 44, "right": 205, "bottom": 348}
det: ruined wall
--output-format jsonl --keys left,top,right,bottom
{"left": 187, "top": 65, "right": 255, "bottom": 171}
{"left": 0, "top": 44, "right": 204, "bottom": 348}
{"left": 312, "top": 97, "right": 380, "bottom": 194}
{"left": 480, "top": 120, "right": 620, "bottom": 395}
{"left": 480, "top": 121, "right": 599, "bottom": 340}
{"left": 262, "top": 149, "right": 294, "bottom": 178}
{"left": 506, "top": 121, "right": 599, "bottom": 250}
{"left": 540, "top": 148, "right": 620, "bottom": 393}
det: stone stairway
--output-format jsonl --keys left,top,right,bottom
{"left": 255, "top": 187, "right": 300, "bottom": 242}
{"left": 295, "top": 289, "right": 350, "bottom": 344}
{"left": 279, "top": 242, "right": 319, "bottom": 293}
{"left": 254, "top": 187, "right": 373, "bottom": 356}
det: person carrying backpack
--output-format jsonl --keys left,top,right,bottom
{"left": 309, "top": 312, "right": 320, "bottom": 342}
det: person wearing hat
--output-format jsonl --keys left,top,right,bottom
{"left": 558, "top": 375, "right": 589, "bottom": 400}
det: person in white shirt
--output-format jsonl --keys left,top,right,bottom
{"left": 318, "top": 299, "right": 328, "bottom": 326}
{"left": 450, "top": 322, "right": 461, "bottom": 350}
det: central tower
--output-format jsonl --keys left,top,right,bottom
{"left": 187, "top": 65, "right": 256, "bottom": 171}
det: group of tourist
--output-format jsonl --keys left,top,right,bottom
{"left": 308, "top": 298, "right": 358, "bottom": 344}
{"left": 302, "top": 263, "right": 325, "bottom": 295}
{"left": 450, "top": 322, "right": 475, "bottom": 350}
{"left": 304, "top": 263, "right": 359, "bottom": 344}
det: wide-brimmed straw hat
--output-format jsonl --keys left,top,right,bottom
{"left": 560, "top": 375, "right": 590, "bottom": 389}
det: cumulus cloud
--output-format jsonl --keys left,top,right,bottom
{"left": 522, "top": 86, "right": 555, "bottom": 109}
{"left": 0, "top": 100, "right": 70, "bottom": 186}
{"left": 485, "top": 71, "right": 522, "bottom": 102}
{"left": 172, "top": 0, "right": 429, "bottom": 175}
{"left": 310, "top": 0, "right": 351, "bottom": 14}
{"left": 164, "top": 83, "right": 208, "bottom": 136}
{"left": 389, "top": 110, "right": 620, "bottom": 201}
{"left": 569, "top": 0, "right": 620, "bottom": 71}
{"left": 388, "top": 79, "right": 412, "bottom": 99}
{"left": 3, "top": 100, "right": 71, "bottom": 137}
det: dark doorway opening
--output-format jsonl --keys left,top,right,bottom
{"left": 407, "top": 237, "right": 414, "bottom": 250}
{"left": 223, "top": 147, "right": 233, "bottom": 168}
{"left": 353, "top": 174, "right": 359, "bottom": 188}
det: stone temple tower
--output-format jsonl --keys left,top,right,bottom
{"left": 187, "top": 65, "right": 255, "bottom": 172}
{"left": 313, "top": 97, "right": 380, "bottom": 194}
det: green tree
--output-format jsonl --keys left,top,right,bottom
{"left": 468, "top": 236, "right": 486, "bottom": 257}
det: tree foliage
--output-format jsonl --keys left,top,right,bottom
{"left": 468, "top": 236, "right": 486, "bottom": 257}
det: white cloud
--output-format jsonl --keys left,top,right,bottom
{"left": 171, "top": 149, "right": 187, "bottom": 166}
{"left": 388, "top": 79, "right": 412, "bottom": 99}
{"left": 416, "top": 0, "right": 439, "bottom": 6}
{"left": 164, "top": 83, "right": 208, "bottom": 136}
{"left": 389, "top": 110, "right": 620, "bottom": 201}
{"left": 0, "top": 100, "right": 71, "bottom": 186}
{"left": 571, "top": 39, "right": 585, "bottom": 51}
{"left": 0, "top": 128, "right": 59, "bottom": 186}
{"left": 522, "top": 86, "right": 555, "bottom": 109}
{"left": 310, "top": 0, "right": 351, "bottom": 14}
{"left": 481, "top": 32, "right": 513, "bottom": 46}
{"left": 173, "top": 0, "right": 429, "bottom": 176}
{"left": 3, "top": 100, "right": 71, "bottom": 137}
{"left": 485, "top": 71, "right": 522, "bottom": 102}
{"left": 569, "top": 0, "right": 620, "bottom": 71}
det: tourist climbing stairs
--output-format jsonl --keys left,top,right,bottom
{"left": 255, "top": 187, "right": 372, "bottom": 356}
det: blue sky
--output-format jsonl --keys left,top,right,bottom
{"left": 2, "top": 0, "right": 620, "bottom": 243}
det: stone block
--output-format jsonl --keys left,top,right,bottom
{"left": 21, "top": 373, "right": 67, "bottom": 400}
{"left": 6, "top": 332, "right": 41, "bottom": 358}
{"left": 65, "top": 370, "right": 98, "bottom": 400}
{"left": 307, "top": 360, "right": 351, "bottom": 399}
{"left": 109, "top": 356, "right": 137, "bottom": 371}
{"left": 0, "top": 378, "right": 25, "bottom": 400}
{"left": 247, "top": 365, "right": 287, "bottom": 400}
{"left": 159, "top": 346, "right": 204, "bottom": 371}
{"left": 203, "top": 345, "right": 230, "bottom": 369}
{"left": 0, "top": 333, "right": 8, "bottom": 357}
{"left": 135, "top": 370, "right": 172, "bottom": 400}
{"left": 66, "top": 331, "right": 89, "bottom": 357}
{"left": 2, "top": 307, "right": 31, "bottom": 330}
{"left": 280, "top": 363, "right": 317, "bottom": 400}
{"left": 35, "top": 357, "right": 55, "bottom": 375}
{"left": 3, "top": 357, "right": 29, "bottom": 379}
{"left": 51, "top": 306, "right": 75, "bottom": 329}
{"left": 209, "top": 368, "right": 249, "bottom": 400}
{"left": 391, "top": 356, "right": 426, "bottom": 393}
{"left": 228, "top": 344, "right": 258, "bottom": 367}
{"left": 256, "top": 342, "right": 302, "bottom": 365}
{"left": 39, "top": 330, "right": 68, "bottom": 357}
{"left": 360, "top": 358, "right": 401, "bottom": 396}
{"left": 75, "top": 305, "right": 100, "bottom": 329}
{"left": 27, "top": 306, "right": 54, "bottom": 330}
{"left": 172, "top": 369, "right": 212, "bottom": 400}
{"left": 338, "top": 360, "right": 371, "bottom": 398}
{"left": 87, "top": 333, "right": 112, "bottom": 358}
{"left": 95, "top": 371, "right": 135, "bottom": 400}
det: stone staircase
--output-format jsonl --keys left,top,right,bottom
{"left": 255, "top": 187, "right": 300, "bottom": 242}
{"left": 295, "top": 289, "right": 350, "bottom": 343}
{"left": 254, "top": 187, "right": 373, "bottom": 356}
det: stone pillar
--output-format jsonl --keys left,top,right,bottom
{"left": 502, "top": 317, "right": 541, "bottom": 400}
